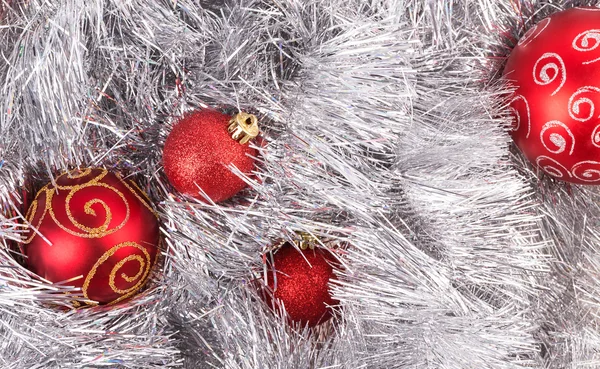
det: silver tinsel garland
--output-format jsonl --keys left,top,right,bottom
{"left": 0, "top": 0, "right": 597, "bottom": 368}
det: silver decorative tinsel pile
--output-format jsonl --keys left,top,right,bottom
{"left": 0, "top": 0, "right": 597, "bottom": 367}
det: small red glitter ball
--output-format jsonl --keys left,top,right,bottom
{"left": 23, "top": 168, "right": 160, "bottom": 305}
{"left": 263, "top": 242, "right": 340, "bottom": 327}
{"left": 504, "top": 7, "right": 600, "bottom": 183}
{"left": 163, "top": 109, "right": 257, "bottom": 202}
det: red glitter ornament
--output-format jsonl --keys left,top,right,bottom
{"left": 22, "top": 168, "right": 160, "bottom": 305}
{"left": 263, "top": 241, "right": 340, "bottom": 327}
{"left": 163, "top": 109, "right": 258, "bottom": 202}
{"left": 504, "top": 7, "right": 600, "bottom": 184}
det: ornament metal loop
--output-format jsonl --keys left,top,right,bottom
{"left": 228, "top": 112, "right": 259, "bottom": 145}
{"left": 294, "top": 232, "right": 317, "bottom": 250}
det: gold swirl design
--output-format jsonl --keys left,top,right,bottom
{"left": 64, "top": 182, "right": 127, "bottom": 236}
{"left": 111, "top": 255, "right": 146, "bottom": 286}
{"left": 67, "top": 168, "right": 92, "bottom": 179}
{"left": 47, "top": 176, "right": 130, "bottom": 239}
{"left": 117, "top": 175, "right": 159, "bottom": 218}
{"left": 25, "top": 200, "right": 37, "bottom": 224}
{"left": 23, "top": 185, "right": 50, "bottom": 244}
{"left": 56, "top": 168, "right": 108, "bottom": 190}
{"left": 82, "top": 241, "right": 153, "bottom": 305}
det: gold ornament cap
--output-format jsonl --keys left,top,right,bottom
{"left": 295, "top": 232, "right": 318, "bottom": 250}
{"left": 228, "top": 112, "right": 259, "bottom": 145}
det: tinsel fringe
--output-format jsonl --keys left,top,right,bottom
{"left": 0, "top": 0, "right": 597, "bottom": 368}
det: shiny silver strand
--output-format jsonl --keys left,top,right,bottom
{"left": 0, "top": 0, "right": 593, "bottom": 368}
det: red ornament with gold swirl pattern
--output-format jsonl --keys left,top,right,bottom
{"left": 22, "top": 168, "right": 160, "bottom": 305}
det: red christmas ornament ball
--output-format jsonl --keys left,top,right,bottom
{"left": 263, "top": 242, "right": 340, "bottom": 327}
{"left": 23, "top": 168, "right": 160, "bottom": 305}
{"left": 163, "top": 109, "right": 258, "bottom": 202}
{"left": 504, "top": 7, "right": 600, "bottom": 184}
